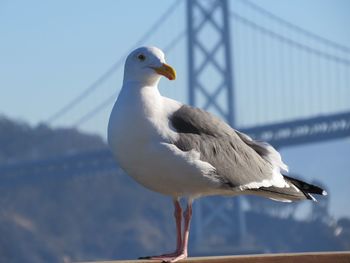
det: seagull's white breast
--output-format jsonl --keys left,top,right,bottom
{"left": 108, "top": 83, "right": 223, "bottom": 197}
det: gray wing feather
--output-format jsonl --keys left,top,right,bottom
{"left": 170, "top": 105, "right": 276, "bottom": 188}
{"left": 234, "top": 130, "right": 288, "bottom": 173}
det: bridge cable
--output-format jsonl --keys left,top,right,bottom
{"left": 45, "top": 0, "right": 182, "bottom": 125}
{"left": 238, "top": 0, "right": 350, "bottom": 53}
{"left": 230, "top": 11, "right": 350, "bottom": 66}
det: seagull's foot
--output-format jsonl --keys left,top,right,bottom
{"left": 139, "top": 251, "right": 187, "bottom": 262}
{"left": 162, "top": 252, "right": 187, "bottom": 263}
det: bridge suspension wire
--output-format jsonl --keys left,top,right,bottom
{"left": 230, "top": 12, "right": 350, "bottom": 66}
{"left": 72, "top": 30, "right": 186, "bottom": 127}
{"left": 45, "top": 0, "right": 182, "bottom": 125}
{"left": 238, "top": 0, "right": 350, "bottom": 54}
{"left": 230, "top": 4, "right": 350, "bottom": 128}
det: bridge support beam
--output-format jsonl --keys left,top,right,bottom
{"left": 186, "top": 0, "right": 246, "bottom": 252}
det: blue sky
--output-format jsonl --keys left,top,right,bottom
{"left": 1, "top": 0, "right": 350, "bottom": 218}
{"left": 1, "top": 0, "right": 349, "bottom": 134}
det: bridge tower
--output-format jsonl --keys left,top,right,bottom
{"left": 186, "top": 0, "right": 247, "bottom": 252}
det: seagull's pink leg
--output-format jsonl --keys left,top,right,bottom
{"left": 167, "top": 200, "right": 193, "bottom": 262}
{"left": 173, "top": 199, "right": 183, "bottom": 253}
{"left": 143, "top": 198, "right": 183, "bottom": 260}
{"left": 141, "top": 199, "right": 193, "bottom": 262}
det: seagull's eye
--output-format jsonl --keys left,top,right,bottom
{"left": 137, "top": 54, "right": 146, "bottom": 61}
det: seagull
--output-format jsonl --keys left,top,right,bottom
{"left": 108, "top": 46, "right": 327, "bottom": 262}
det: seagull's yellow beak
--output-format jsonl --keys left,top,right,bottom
{"left": 152, "top": 63, "right": 176, "bottom": 80}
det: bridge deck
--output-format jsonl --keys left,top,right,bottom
{"left": 80, "top": 251, "right": 350, "bottom": 263}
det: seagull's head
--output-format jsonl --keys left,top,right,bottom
{"left": 123, "top": 46, "right": 176, "bottom": 86}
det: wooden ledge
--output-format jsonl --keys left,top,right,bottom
{"left": 80, "top": 251, "right": 350, "bottom": 263}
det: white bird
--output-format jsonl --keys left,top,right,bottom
{"left": 108, "top": 46, "right": 326, "bottom": 262}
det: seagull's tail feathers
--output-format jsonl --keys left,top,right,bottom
{"left": 235, "top": 130, "right": 327, "bottom": 202}
{"left": 283, "top": 175, "right": 327, "bottom": 201}
{"left": 248, "top": 175, "right": 327, "bottom": 202}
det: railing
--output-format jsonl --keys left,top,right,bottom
{"left": 79, "top": 251, "right": 350, "bottom": 263}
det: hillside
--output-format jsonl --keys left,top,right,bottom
{"left": 0, "top": 115, "right": 106, "bottom": 164}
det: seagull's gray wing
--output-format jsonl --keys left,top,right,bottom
{"left": 169, "top": 105, "right": 309, "bottom": 200}
{"left": 170, "top": 105, "right": 275, "bottom": 187}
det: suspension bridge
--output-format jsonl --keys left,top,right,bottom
{"left": 1, "top": 0, "right": 349, "bottom": 255}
